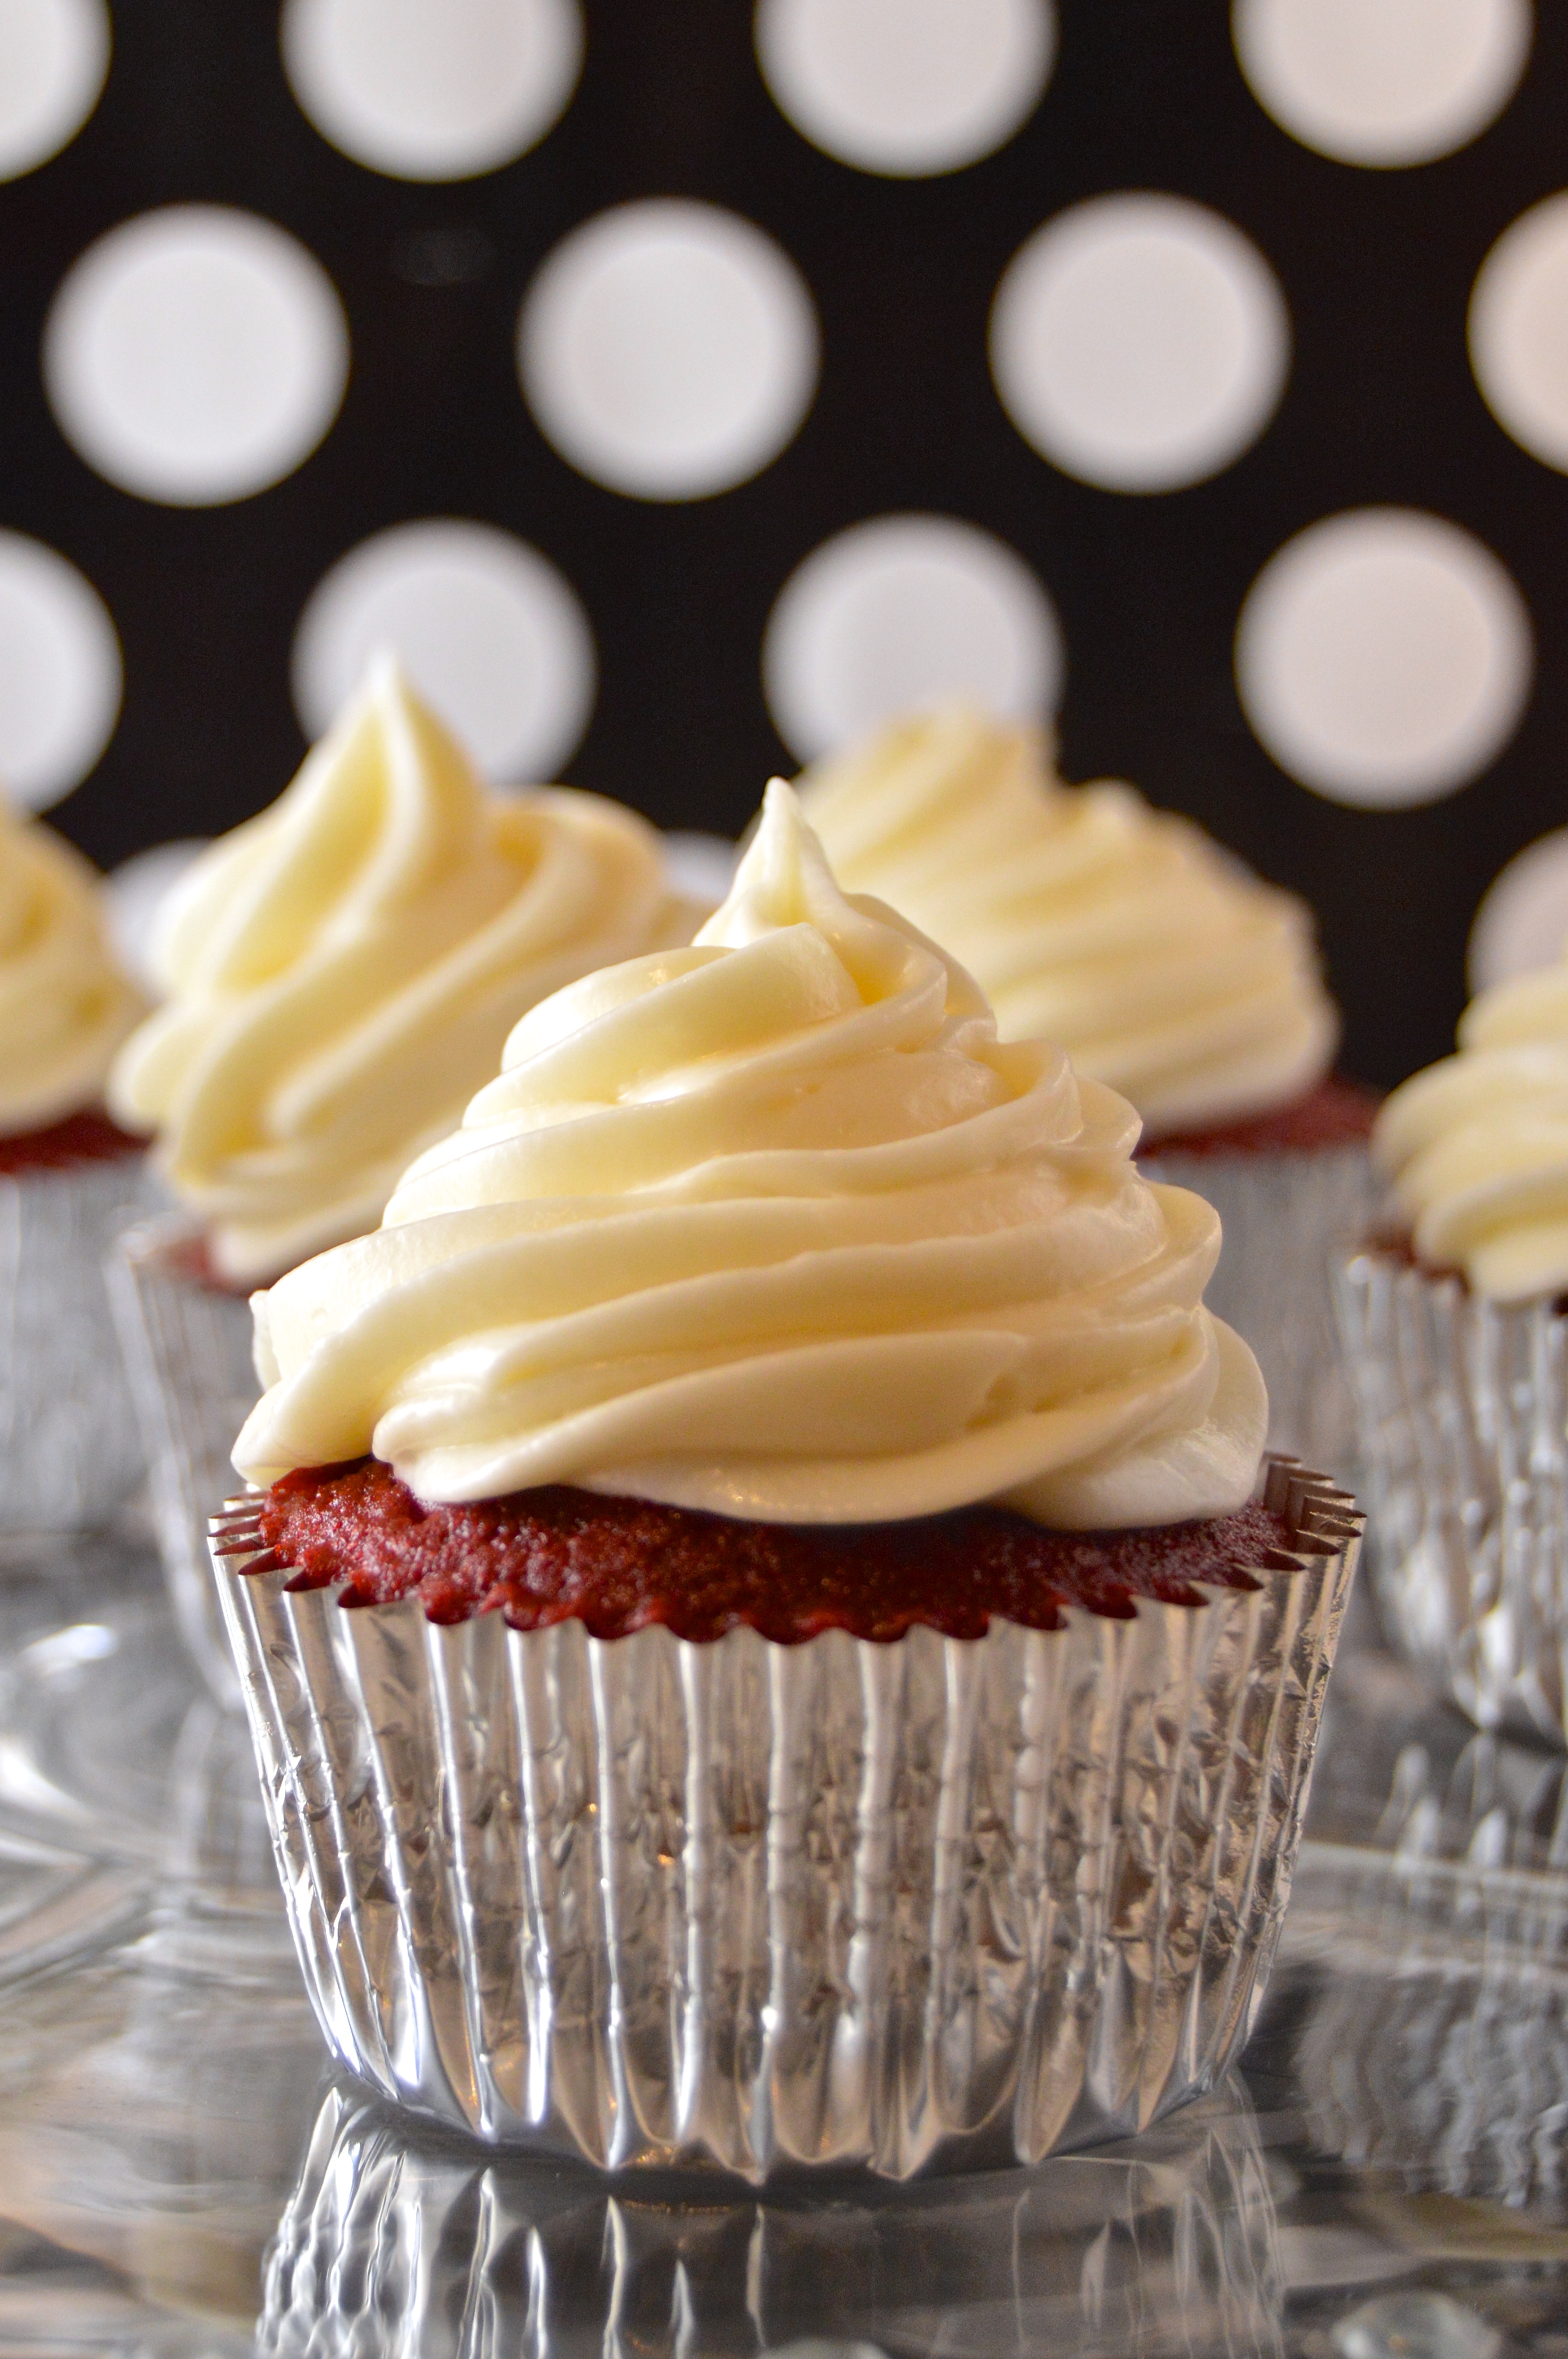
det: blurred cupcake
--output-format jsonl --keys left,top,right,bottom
{"left": 0, "top": 793, "right": 145, "bottom": 1534}
{"left": 798, "top": 706, "right": 1377, "bottom": 1476}
{"left": 260, "top": 2075, "right": 1282, "bottom": 2354}
{"left": 213, "top": 783, "right": 1359, "bottom": 2175}
{"left": 1336, "top": 954, "right": 1568, "bottom": 1744}
{"left": 108, "top": 654, "right": 698, "bottom": 1696}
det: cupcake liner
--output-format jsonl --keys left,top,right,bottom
{"left": 210, "top": 1456, "right": 1359, "bottom": 2180}
{"left": 0, "top": 1153, "right": 149, "bottom": 1534}
{"left": 109, "top": 1219, "right": 260, "bottom": 1707}
{"left": 1141, "top": 1143, "right": 1376, "bottom": 1485}
{"left": 1333, "top": 1246, "right": 1568, "bottom": 1745}
{"left": 260, "top": 2073, "right": 1283, "bottom": 2357}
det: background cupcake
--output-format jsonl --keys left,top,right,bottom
{"left": 0, "top": 793, "right": 145, "bottom": 1534}
{"left": 214, "top": 783, "right": 1358, "bottom": 2174}
{"left": 798, "top": 704, "right": 1377, "bottom": 1478}
{"left": 1337, "top": 949, "right": 1568, "bottom": 1744}
{"left": 108, "top": 653, "right": 701, "bottom": 1695}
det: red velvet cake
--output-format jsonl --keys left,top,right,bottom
{"left": 0, "top": 1108, "right": 145, "bottom": 1176}
{"left": 250, "top": 1456, "right": 1284, "bottom": 1646}
{"left": 1139, "top": 1075, "right": 1381, "bottom": 1161}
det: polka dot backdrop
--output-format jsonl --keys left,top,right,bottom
{"left": 7, "top": 0, "right": 1568, "bottom": 1083}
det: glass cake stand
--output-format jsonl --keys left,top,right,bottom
{"left": 0, "top": 1535, "right": 1562, "bottom": 2357}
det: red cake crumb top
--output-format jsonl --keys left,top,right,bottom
{"left": 1368, "top": 1228, "right": 1568, "bottom": 1318}
{"left": 0, "top": 1108, "right": 145, "bottom": 1176}
{"left": 156, "top": 1227, "right": 254, "bottom": 1299}
{"left": 250, "top": 1457, "right": 1291, "bottom": 1646}
{"left": 1141, "top": 1074, "right": 1381, "bottom": 1161}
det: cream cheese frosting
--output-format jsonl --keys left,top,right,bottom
{"left": 0, "top": 796, "right": 142, "bottom": 1136}
{"left": 109, "top": 659, "right": 694, "bottom": 1286}
{"left": 235, "top": 779, "right": 1267, "bottom": 1529}
{"left": 1376, "top": 959, "right": 1568, "bottom": 1302}
{"left": 797, "top": 706, "right": 1339, "bottom": 1138}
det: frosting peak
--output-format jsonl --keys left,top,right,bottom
{"left": 798, "top": 706, "right": 1339, "bottom": 1137}
{"left": 236, "top": 781, "right": 1267, "bottom": 1529}
{"left": 0, "top": 797, "right": 142, "bottom": 1136}
{"left": 109, "top": 659, "right": 692, "bottom": 1284}
{"left": 1376, "top": 957, "right": 1568, "bottom": 1301}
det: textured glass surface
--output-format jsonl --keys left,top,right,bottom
{"left": 0, "top": 1540, "right": 1563, "bottom": 2349}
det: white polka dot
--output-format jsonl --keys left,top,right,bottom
{"left": 105, "top": 840, "right": 208, "bottom": 993}
{"left": 0, "top": 532, "right": 120, "bottom": 812}
{"left": 662, "top": 831, "right": 740, "bottom": 906}
{"left": 1235, "top": 508, "right": 1532, "bottom": 808}
{"left": 1469, "top": 829, "right": 1568, "bottom": 992}
{"left": 763, "top": 514, "right": 1062, "bottom": 761}
{"left": 44, "top": 206, "right": 350, "bottom": 506}
{"left": 281, "top": 0, "right": 581, "bottom": 183}
{"left": 0, "top": 0, "right": 107, "bottom": 180}
{"left": 1470, "top": 195, "right": 1568, "bottom": 474}
{"left": 990, "top": 195, "right": 1289, "bottom": 493}
{"left": 755, "top": 0, "right": 1054, "bottom": 178}
{"left": 293, "top": 519, "right": 595, "bottom": 782}
{"left": 519, "top": 200, "right": 819, "bottom": 501}
{"left": 1234, "top": 0, "right": 1530, "bottom": 168}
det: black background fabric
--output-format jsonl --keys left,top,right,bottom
{"left": 5, "top": 0, "right": 1566, "bottom": 1088}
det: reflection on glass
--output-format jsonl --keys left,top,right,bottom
{"left": 258, "top": 2077, "right": 1283, "bottom": 2357}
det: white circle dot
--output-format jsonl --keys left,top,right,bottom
{"left": 44, "top": 206, "right": 350, "bottom": 506}
{"left": 1469, "top": 829, "right": 1568, "bottom": 993}
{"left": 105, "top": 839, "right": 208, "bottom": 993}
{"left": 990, "top": 195, "right": 1289, "bottom": 493}
{"left": 763, "top": 513, "right": 1062, "bottom": 761}
{"left": 0, "top": 532, "right": 120, "bottom": 811}
{"left": 662, "top": 831, "right": 740, "bottom": 905}
{"left": 293, "top": 519, "right": 595, "bottom": 782}
{"left": 755, "top": 0, "right": 1054, "bottom": 178}
{"left": 1234, "top": 0, "right": 1531, "bottom": 169}
{"left": 281, "top": 0, "right": 581, "bottom": 183}
{"left": 0, "top": 0, "right": 108, "bottom": 181}
{"left": 1470, "top": 194, "right": 1568, "bottom": 475}
{"left": 519, "top": 199, "right": 820, "bottom": 501}
{"left": 1235, "top": 508, "right": 1532, "bottom": 808}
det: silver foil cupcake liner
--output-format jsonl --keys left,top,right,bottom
{"left": 1333, "top": 1245, "right": 1568, "bottom": 1745}
{"left": 1141, "top": 1143, "right": 1375, "bottom": 1486}
{"left": 259, "top": 2073, "right": 1284, "bottom": 2356}
{"left": 0, "top": 1152, "right": 149, "bottom": 1534}
{"left": 211, "top": 1456, "right": 1359, "bottom": 2180}
{"left": 109, "top": 1218, "right": 260, "bottom": 1705}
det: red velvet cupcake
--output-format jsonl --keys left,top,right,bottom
{"left": 105, "top": 659, "right": 699, "bottom": 1698}
{"left": 798, "top": 709, "right": 1379, "bottom": 1480}
{"left": 212, "top": 786, "right": 1360, "bottom": 2176}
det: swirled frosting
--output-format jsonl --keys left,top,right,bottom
{"left": 235, "top": 780, "right": 1267, "bottom": 1529}
{"left": 109, "top": 660, "right": 694, "bottom": 1285}
{"left": 1376, "top": 959, "right": 1568, "bottom": 1302}
{"left": 798, "top": 706, "right": 1339, "bottom": 1137}
{"left": 0, "top": 797, "right": 142, "bottom": 1136}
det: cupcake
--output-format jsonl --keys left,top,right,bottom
{"left": 212, "top": 782, "right": 1359, "bottom": 2175}
{"left": 0, "top": 793, "right": 146, "bottom": 1533}
{"left": 261, "top": 2075, "right": 1282, "bottom": 2353}
{"left": 108, "top": 654, "right": 699, "bottom": 1696}
{"left": 797, "top": 706, "right": 1378, "bottom": 1478}
{"left": 1336, "top": 955, "right": 1568, "bottom": 1744}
